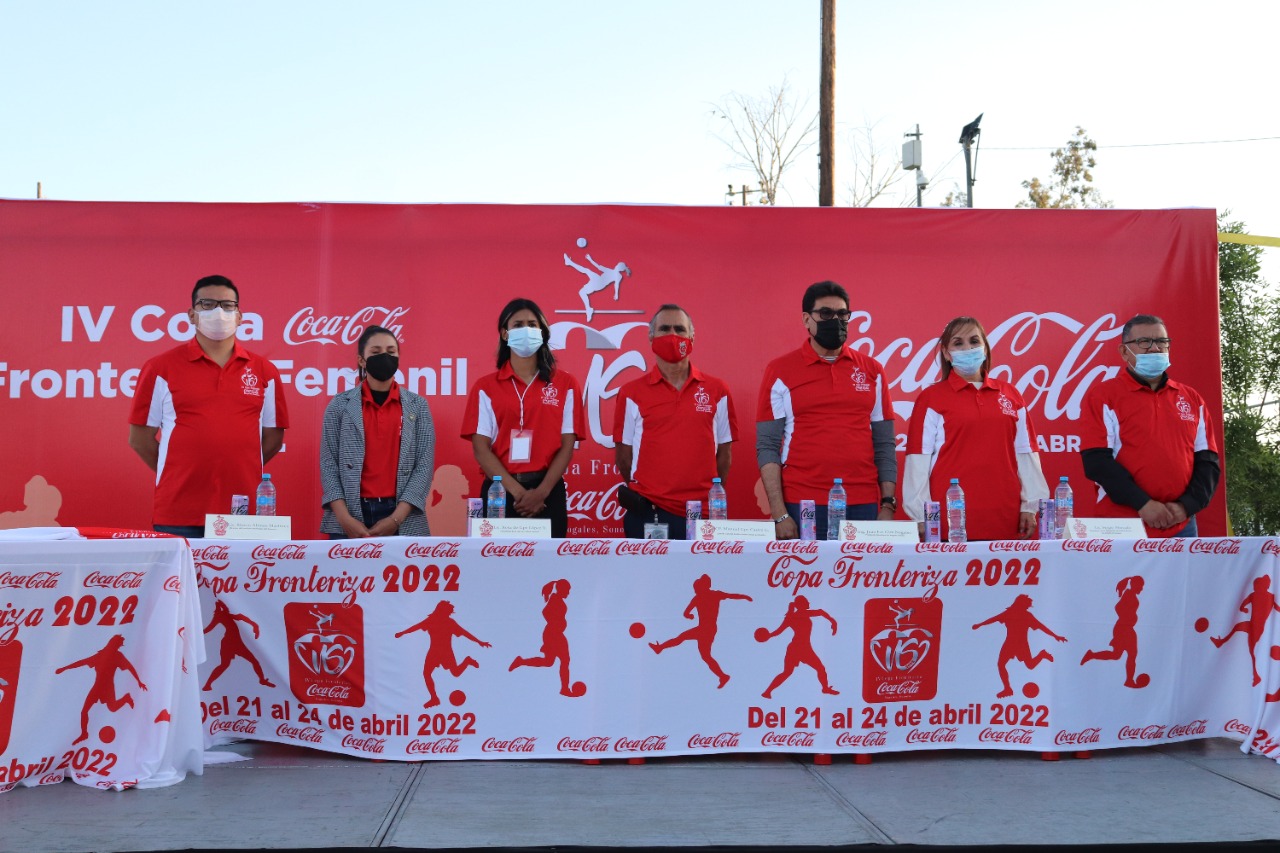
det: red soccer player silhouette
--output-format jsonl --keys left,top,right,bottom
{"left": 1212, "top": 575, "right": 1280, "bottom": 687}
{"left": 397, "top": 600, "right": 491, "bottom": 708}
{"left": 650, "top": 573, "right": 752, "bottom": 688}
{"left": 201, "top": 597, "right": 275, "bottom": 691}
{"left": 509, "top": 579, "right": 585, "bottom": 697}
{"left": 55, "top": 634, "right": 148, "bottom": 745}
{"left": 1081, "top": 576, "right": 1148, "bottom": 688}
{"left": 759, "top": 595, "right": 839, "bottom": 698}
{"left": 972, "top": 594, "right": 1067, "bottom": 699}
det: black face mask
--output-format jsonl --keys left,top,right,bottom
{"left": 811, "top": 317, "right": 848, "bottom": 351}
{"left": 363, "top": 353, "right": 399, "bottom": 382}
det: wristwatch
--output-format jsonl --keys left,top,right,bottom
{"left": 879, "top": 496, "right": 898, "bottom": 510}
{"left": 773, "top": 513, "right": 791, "bottom": 524}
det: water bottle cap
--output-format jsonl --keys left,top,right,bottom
{"left": 712, "top": 477, "right": 722, "bottom": 483}
{"left": 950, "top": 478, "right": 959, "bottom": 484}
{"left": 494, "top": 475, "right": 502, "bottom": 481}
{"left": 1059, "top": 476, "right": 1069, "bottom": 482}
{"left": 833, "top": 478, "right": 842, "bottom": 484}
{"left": 263, "top": 474, "right": 271, "bottom": 481}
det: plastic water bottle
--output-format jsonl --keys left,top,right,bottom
{"left": 826, "top": 478, "right": 846, "bottom": 540}
{"left": 255, "top": 474, "right": 276, "bottom": 516}
{"left": 486, "top": 476, "right": 507, "bottom": 519}
{"left": 708, "top": 478, "right": 728, "bottom": 520}
{"left": 1054, "top": 476, "right": 1074, "bottom": 539}
{"left": 945, "top": 478, "right": 966, "bottom": 543}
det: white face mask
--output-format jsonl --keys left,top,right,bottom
{"left": 506, "top": 326, "right": 543, "bottom": 358}
{"left": 196, "top": 308, "right": 238, "bottom": 341}
{"left": 948, "top": 347, "right": 985, "bottom": 376}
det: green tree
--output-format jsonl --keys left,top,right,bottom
{"left": 1017, "top": 127, "right": 1112, "bottom": 209}
{"left": 1218, "top": 215, "right": 1280, "bottom": 534}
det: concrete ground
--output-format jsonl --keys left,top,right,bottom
{"left": 2, "top": 739, "right": 1279, "bottom": 851}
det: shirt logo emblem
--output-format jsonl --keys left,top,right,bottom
{"left": 241, "top": 367, "right": 262, "bottom": 397}
{"left": 693, "top": 387, "right": 713, "bottom": 413}
{"left": 1176, "top": 396, "right": 1195, "bottom": 422}
{"left": 541, "top": 385, "right": 561, "bottom": 407}
{"left": 997, "top": 393, "right": 1016, "bottom": 417}
{"left": 850, "top": 367, "right": 872, "bottom": 393}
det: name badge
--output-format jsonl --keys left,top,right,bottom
{"left": 643, "top": 522, "right": 670, "bottom": 540}
{"left": 509, "top": 429, "right": 533, "bottom": 463}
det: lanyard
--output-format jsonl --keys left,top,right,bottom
{"left": 510, "top": 375, "right": 538, "bottom": 430}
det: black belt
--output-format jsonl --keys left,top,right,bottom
{"left": 509, "top": 471, "right": 549, "bottom": 486}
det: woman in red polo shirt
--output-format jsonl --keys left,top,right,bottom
{"left": 903, "top": 316, "right": 1049, "bottom": 541}
{"left": 320, "top": 325, "right": 436, "bottom": 538}
{"left": 461, "top": 298, "right": 583, "bottom": 538}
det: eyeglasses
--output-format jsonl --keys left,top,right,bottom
{"left": 193, "top": 299, "right": 239, "bottom": 312}
{"left": 1123, "top": 337, "right": 1171, "bottom": 352}
{"left": 809, "top": 308, "right": 852, "bottom": 322}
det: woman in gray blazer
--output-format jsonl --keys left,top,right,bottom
{"left": 320, "top": 325, "right": 435, "bottom": 538}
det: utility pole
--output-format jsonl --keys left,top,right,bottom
{"left": 818, "top": 0, "right": 835, "bottom": 206}
{"left": 902, "top": 126, "right": 925, "bottom": 207}
{"left": 726, "top": 184, "right": 765, "bottom": 206}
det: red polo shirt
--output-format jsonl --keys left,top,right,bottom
{"left": 360, "top": 382, "right": 402, "bottom": 498}
{"left": 1080, "top": 370, "right": 1216, "bottom": 537}
{"left": 461, "top": 364, "right": 584, "bottom": 474}
{"left": 129, "top": 339, "right": 289, "bottom": 527}
{"left": 906, "top": 372, "right": 1038, "bottom": 541}
{"left": 613, "top": 364, "right": 738, "bottom": 515}
{"left": 757, "top": 340, "right": 894, "bottom": 505}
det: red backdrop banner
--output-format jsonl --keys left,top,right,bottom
{"left": 0, "top": 201, "right": 1225, "bottom": 536}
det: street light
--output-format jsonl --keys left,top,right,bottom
{"left": 958, "top": 114, "right": 982, "bottom": 208}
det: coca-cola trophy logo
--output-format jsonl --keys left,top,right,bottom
{"left": 212, "top": 516, "right": 229, "bottom": 537}
{"left": 862, "top": 592, "right": 943, "bottom": 703}
{"left": 1071, "top": 518, "right": 1086, "bottom": 539}
{"left": 284, "top": 602, "right": 366, "bottom": 708}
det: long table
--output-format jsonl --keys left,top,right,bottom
{"left": 176, "top": 536, "right": 1280, "bottom": 762}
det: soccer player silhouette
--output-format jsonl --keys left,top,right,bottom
{"left": 650, "top": 574, "right": 752, "bottom": 688}
{"left": 1212, "top": 575, "right": 1280, "bottom": 687}
{"left": 564, "top": 253, "right": 630, "bottom": 321}
{"left": 397, "top": 601, "right": 490, "bottom": 708}
{"left": 55, "top": 634, "right": 147, "bottom": 745}
{"left": 759, "top": 595, "right": 839, "bottom": 698}
{"left": 972, "top": 594, "right": 1066, "bottom": 698}
{"left": 201, "top": 598, "right": 275, "bottom": 691}
{"left": 1081, "top": 576, "right": 1148, "bottom": 688}
{"left": 510, "top": 579, "right": 584, "bottom": 696}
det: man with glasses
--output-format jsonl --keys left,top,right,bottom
{"left": 128, "top": 275, "right": 290, "bottom": 536}
{"left": 756, "top": 281, "right": 897, "bottom": 540}
{"left": 1080, "top": 313, "right": 1219, "bottom": 537}
{"left": 613, "top": 304, "right": 738, "bottom": 539}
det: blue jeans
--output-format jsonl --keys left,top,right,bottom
{"left": 785, "top": 502, "right": 878, "bottom": 540}
{"left": 1172, "top": 516, "right": 1199, "bottom": 538}
{"left": 329, "top": 496, "right": 399, "bottom": 539}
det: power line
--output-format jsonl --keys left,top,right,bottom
{"left": 986, "top": 135, "right": 1280, "bottom": 151}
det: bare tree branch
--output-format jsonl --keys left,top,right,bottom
{"left": 845, "top": 123, "right": 908, "bottom": 207}
{"left": 713, "top": 77, "right": 817, "bottom": 205}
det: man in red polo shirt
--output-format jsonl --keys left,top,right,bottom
{"left": 128, "top": 275, "right": 289, "bottom": 537}
{"left": 1080, "top": 313, "right": 1219, "bottom": 538}
{"left": 614, "top": 304, "right": 737, "bottom": 539}
{"left": 757, "top": 281, "right": 898, "bottom": 540}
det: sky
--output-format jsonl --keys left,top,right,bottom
{"left": 2, "top": 1, "right": 1277, "bottom": 275}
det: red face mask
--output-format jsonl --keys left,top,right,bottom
{"left": 651, "top": 334, "right": 693, "bottom": 363}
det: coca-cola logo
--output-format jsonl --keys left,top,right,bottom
{"left": 834, "top": 731, "right": 887, "bottom": 748}
{"left": 978, "top": 727, "right": 1034, "bottom": 744}
{"left": 555, "top": 736, "right": 611, "bottom": 753}
{"left": 284, "top": 305, "right": 408, "bottom": 346}
{"left": 1224, "top": 719, "right": 1252, "bottom": 736}
{"left": 0, "top": 571, "right": 60, "bottom": 589}
{"left": 1117, "top": 724, "right": 1167, "bottom": 741}
{"left": 914, "top": 542, "right": 967, "bottom": 553}
{"left": 251, "top": 543, "right": 308, "bottom": 561}
{"left": 840, "top": 541, "right": 893, "bottom": 554}
{"left": 407, "top": 737, "right": 461, "bottom": 755}
{"left": 341, "top": 734, "right": 387, "bottom": 754}
{"left": 39, "top": 773, "right": 66, "bottom": 786}
{"left": 275, "top": 723, "right": 324, "bottom": 743}
{"left": 613, "top": 735, "right": 668, "bottom": 753}
{"left": 989, "top": 540, "right": 1042, "bottom": 553}
{"left": 1062, "top": 538, "right": 1113, "bottom": 553}
{"left": 905, "top": 726, "right": 959, "bottom": 744}
{"left": 566, "top": 482, "right": 625, "bottom": 523}
{"left": 1167, "top": 719, "right": 1207, "bottom": 738}
{"left": 556, "top": 539, "right": 613, "bottom": 557}
{"left": 1262, "top": 540, "right": 1280, "bottom": 556}
{"left": 481, "top": 736, "right": 538, "bottom": 753}
{"left": 687, "top": 732, "right": 742, "bottom": 749}
{"left": 690, "top": 540, "right": 744, "bottom": 555}
{"left": 328, "top": 542, "right": 384, "bottom": 560}
{"left": 479, "top": 541, "right": 536, "bottom": 558}
{"left": 190, "top": 545, "right": 230, "bottom": 561}
{"left": 614, "top": 540, "right": 670, "bottom": 556}
{"left": 405, "top": 542, "right": 461, "bottom": 559}
{"left": 163, "top": 575, "right": 181, "bottom": 593}
{"left": 760, "top": 731, "right": 817, "bottom": 748}
{"left": 210, "top": 718, "right": 259, "bottom": 735}
{"left": 305, "top": 683, "right": 353, "bottom": 701}
{"left": 1133, "top": 539, "right": 1185, "bottom": 554}
{"left": 83, "top": 571, "right": 145, "bottom": 590}
{"left": 1188, "top": 539, "right": 1241, "bottom": 555}
{"left": 766, "top": 541, "right": 819, "bottom": 556}
{"left": 1053, "top": 727, "right": 1101, "bottom": 746}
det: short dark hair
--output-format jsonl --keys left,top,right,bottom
{"left": 1122, "top": 314, "right": 1165, "bottom": 340}
{"left": 192, "top": 274, "right": 239, "bottom": 306}
{"left": 649, "top": 304, "right": 694, "bottom": 336}
{"left": 802, "top": 281, "right": 849, "bottom": 314}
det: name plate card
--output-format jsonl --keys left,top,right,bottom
{"left": 1066, "top": 517, "right": 1147, "bottom": 540}
{"left": 693, "top": 519, "right": 776, "bottom": 542}
{"left": 204, "top": 514, "right": 293, "bottom": 540}
{"left": 837, "top": 520, "right": 920, "bottom": 543}
{"left": 469, "top": 518, "right": 553, "bottom": 539}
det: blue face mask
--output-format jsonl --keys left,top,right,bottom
{"left": 1130, "top": 351, "right": 1170, "bottom": 378}
{"left": 506, "top": 326, "right": 544, "bottom": 358}
{"left": 948, "top": 347, "right": 985, "bottom": 376}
